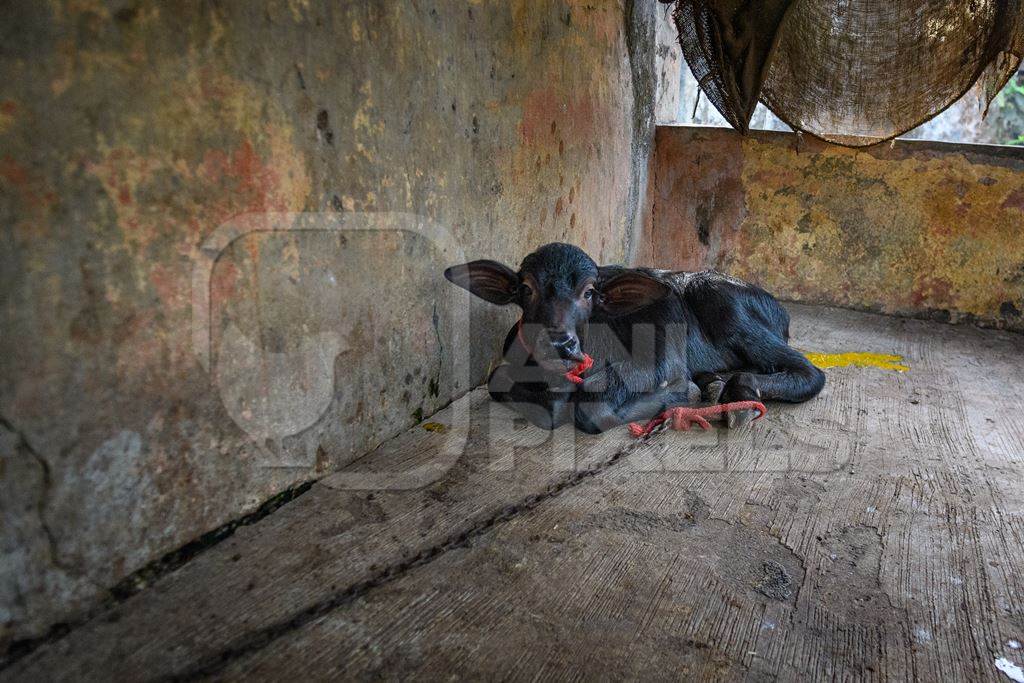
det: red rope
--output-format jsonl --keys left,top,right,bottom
{"left": 514, "top": 318, "right": 532, "bottom": 355}
{"left": 564, "top": 354, "right": 594, "bottom": 384}
{"left": 627, "top": 401, "right": 767, "bottom": 438}
{"left": 513, "top": 319, "right": 765, "bottom": 437}
{"left": 515, "top": 319, "right": 594, "bottom": 385}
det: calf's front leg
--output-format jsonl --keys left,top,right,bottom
{"left": 573, "top": 377, "right": 701, "bottom": 434}
{"left": 487, "top": 364, "right": 574, "bottom": 430}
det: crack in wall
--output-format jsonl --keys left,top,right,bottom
{"left": 0, "top": 414, "right": 75, "bottom": 577}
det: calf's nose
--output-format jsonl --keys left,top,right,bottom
{"left": 549, "top": 331, "right": 583, "bottom": 361}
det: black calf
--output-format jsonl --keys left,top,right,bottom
{"left": 444, "top": 243, "right": 824, "bottom": 434}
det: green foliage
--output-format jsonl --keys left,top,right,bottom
{"left": 996, "top": 76, "right": 1024, "bottom": 106}
{"left": 994, "top": 74, "right": 1024, "bottom": 145}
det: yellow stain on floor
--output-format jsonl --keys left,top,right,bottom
{"left": 422, "top": 422, "right": 448, "bottom": 433}
{"left": 804, "top": 352, "right": 909, "bottom": 372}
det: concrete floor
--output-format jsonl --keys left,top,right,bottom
{"left": 5, "top": 304, "right": 1024, "bottom": 681}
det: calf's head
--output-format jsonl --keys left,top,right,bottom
{"left": 444, "top": 243, "right": 669, "bottom": 371}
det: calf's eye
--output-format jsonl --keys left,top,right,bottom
{"left": 583, "top": 287, "right": 594, "bottom": 300}
{"left": 519, "top": 284, "right": 533, "bottom": 298}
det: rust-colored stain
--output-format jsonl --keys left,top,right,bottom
{"left": 0, "top": 156, "right": 57, "bottom": 211}
{"left": 422, "top": 422, "right": 448, "bottom": 433}
{"left": 1001, "top": 187, "right": 1024, "bottom": 212}
{"left": 804, "top": 352, "right": 909, "bottom": 372}
{"left": 643, "top": 128, "right": 1024, "bottom": 332}
{"left": 0, "top": 99, "right": 17, "bottom": 134}
{"left": 517, "top": 87, "right": 597, "bottom": 146}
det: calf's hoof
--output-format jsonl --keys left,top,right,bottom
{"left": 721, "top": 372, "right": 762, "bottom": 429}
{"left": 703, "top": 380, "right": 726, "bottom": 405}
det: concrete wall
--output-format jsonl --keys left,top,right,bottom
{"left": 640, "top": 126, "right": 1024, "bottom": 331}
{"left": 0, "top": 0, "right": 656, "bottom": 647}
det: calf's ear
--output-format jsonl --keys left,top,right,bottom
{"left": 444, "top": 260, "right": 519, "bottom": 305}
{"left": 597, "top": 271, "right": 671, "bottom": 316}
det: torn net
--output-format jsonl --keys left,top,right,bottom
{"left": 669, "top": 0, "right": 1024, "bottom": 146}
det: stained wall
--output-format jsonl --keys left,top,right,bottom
{"left": 641, "top": 127, "right": 1024, "bottom": 331}
{"left": 0, "top": 0, "right": 656, "bottom": 646}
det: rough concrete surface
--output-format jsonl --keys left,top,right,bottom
{"left": 639, "top": 127, "right": 1024, "bottom": 332}
{"left": 5, "top": 304, "right": 1024, "bottom": 681}
{"left": 0, "top": 0, "right": 656, "bottom": 646}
